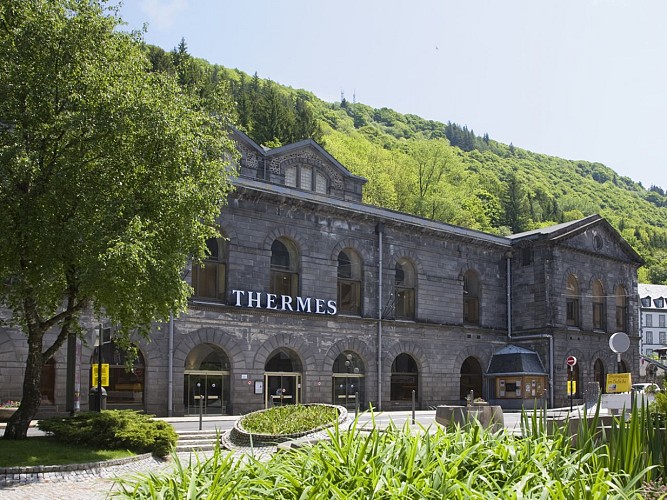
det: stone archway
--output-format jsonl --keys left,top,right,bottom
{"left": 183, "top": 343, "right": 231, "bottom": 415}
{"left": 460, "top": 357, "right": 483, "bottom": 401}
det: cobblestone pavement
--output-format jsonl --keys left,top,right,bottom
{"left": 0, "top": 422, "right": 343, "bottom": 499}
{"left": 0, "top": 452, "right": 201, "bottom": 499}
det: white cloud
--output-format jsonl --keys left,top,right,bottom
{"left": 139, "top": 0, "right": 189, "bottom": 30}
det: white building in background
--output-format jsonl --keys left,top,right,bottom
{"left": 638, "top": 284, "right": 667, "bottom": 379}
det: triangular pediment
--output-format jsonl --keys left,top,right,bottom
{"left": 509, "top": 214, "right": 643, "bottom": 265}
{"left": 231, "top": 128, "right": 366, "bottom": 202}
{"left": 265, "top": 140, "right": 364, "bottom": 192}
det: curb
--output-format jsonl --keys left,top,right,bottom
{"left": 0, "top": 452, "right": 156, "bottom": 477}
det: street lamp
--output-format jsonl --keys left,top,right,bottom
{"left": 94, "top": 324, "right": 111, "bottom": 412}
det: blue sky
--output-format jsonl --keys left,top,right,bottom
{"left": 117, "top": 0, "right": 667, "bottom": 191}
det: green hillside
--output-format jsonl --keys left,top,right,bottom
{"left": 145, "top": 40, "right": 667, "bottom": 284}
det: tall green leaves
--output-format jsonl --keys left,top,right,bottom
{"left": 119, "top": 419, "right": 648, "bottom": 499}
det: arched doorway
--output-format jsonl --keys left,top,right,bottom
{"left": 594, "top": 359, "right": 605, "bottom": 394}
{"left": 460, "top": 357, "right": 483, "bottom": 401}
{"left": 90, "top": 342, "right": 145, "bottom": 409}
{"left": 184, "top": 344, "right": 231, "bottom": 415}
{"left": 332, "top": 351, "right": 365, "bottom": 409}
{"left": 264, "top": 349, "right": 303, "bottom": 408}
{"left": 391, "top": 353, "right": 418, "bottom": 401}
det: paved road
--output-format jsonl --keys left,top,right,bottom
{"left": 0, "top": 409, "right": 527, "bottom": 499}
{"left": 161, "top": 409, "right": 524, "bottom": 433}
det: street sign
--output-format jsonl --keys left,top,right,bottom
{"left": 566, "top": 355, "right": 577, "bottom": 367}
{"left": 92, "top": 363, "right": 109, "bottom": 386}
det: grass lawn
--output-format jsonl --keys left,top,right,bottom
{"left": 0, "top": 436, "right": 135, "bottom": 467}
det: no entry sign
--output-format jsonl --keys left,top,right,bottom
{"left": 566, "top": 355, "right": 577, "bottom": 367}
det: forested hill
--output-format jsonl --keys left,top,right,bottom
{"left": 145, "top": 41, "right": 667, "bottom": 284}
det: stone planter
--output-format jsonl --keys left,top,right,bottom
{"left": 0, "top": 407, "right": 18, "bottom": 420}
{"left": 228, "top": 404, "right": 348, "bottom": 447}
{"left": 435, "top": 404, "right": 504, "bottom": 432}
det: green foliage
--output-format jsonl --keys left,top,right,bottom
{"left": 145, "top": 40, "right": 667, "bottom": 282}
{"left": 240, "top": 404, "right": 340, "bottom": 435}
{"left": 0, "top": 0, "right": 237, "bottom": 438}
{"left": 652, "top": 391, "right": 667, "bottom": 420}
{"left": 37, "top": 410, "right": 177, "bottom": 457}
{"left": 523, "top": 402, "right": 666, "bottom": 485}
{"left": 117, "top": 417, "right": 650, "bottom": 499}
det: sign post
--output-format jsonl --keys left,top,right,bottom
{"left": 609, "top": 332, "right": 630, "bottom": 374}
{"left": 566, "top": 356, "right": 577, "bottom": 412}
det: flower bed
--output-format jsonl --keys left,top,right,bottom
{"left": 229, "top": 404, "right": 347, "bottom": 447}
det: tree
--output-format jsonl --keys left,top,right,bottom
{"left": 0, "top": 0, "right": 238, "bottom": 438}
{"left": 406, "top": 138, "right": 463, "bottom": 220}
{"left": 500, "top": 170, "right": 530, "bottom": 233}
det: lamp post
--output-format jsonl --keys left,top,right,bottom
{"left": 94, "top": 324, "right": 111, "bottom": 412}
{"left": 97, "top": 324, "right": 103, "bottom": 412}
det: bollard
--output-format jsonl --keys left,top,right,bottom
{"left": 355, "top": 391, "right": 359, "bottom": 417}
{"left": 197, "top": 382, "right": 203, "bottom": 431}
{"left": 411, "top": 390, "right": 416, "bottom": 424}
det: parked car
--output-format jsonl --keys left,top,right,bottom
{"left": 632, "top": 383, "right": 662, "bottom": 393}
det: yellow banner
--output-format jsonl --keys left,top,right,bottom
{"left": 606, "top": 373, "right": 632, "bottom": 393}
{"left": 92, "top": 364, "right": 110, "bottom": 387}
{"left": 567, "top": 380, "right": 577, "bottom": 395}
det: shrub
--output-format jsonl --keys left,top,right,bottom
{"left": 652, "top": 391, "right": 667, "bottom": 418}
{"left": 38, "top": 410, "right": 177, "bottom": 457}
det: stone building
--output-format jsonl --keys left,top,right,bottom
{"left": 0, "top": 129, "right": 643, "bottom": 416}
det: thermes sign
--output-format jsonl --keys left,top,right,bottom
{"left": 231, "top": 290, "right": 337, "bottom": 315}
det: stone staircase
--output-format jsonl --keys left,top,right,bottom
{"left": 175, "top": 429, "right": 222, "bottom": 452}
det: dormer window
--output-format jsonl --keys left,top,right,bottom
{"left": 654, "top": 297, "right": 665, "bottom": 309}
{"left": 641, "top": 296, "right": 652, "bottom": 308}
{"left": 285, "top": 164, "right": 328, "bottom": 194}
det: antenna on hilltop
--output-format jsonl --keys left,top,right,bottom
{"left": 353, "top": 90, "right": 357, "bottom": 127}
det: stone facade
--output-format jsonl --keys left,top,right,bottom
{"left": 0, "top": 130, "right": 643, "bottom": 416}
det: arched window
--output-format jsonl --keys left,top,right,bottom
{"left": 463, "top": 270, "right": 480, "bottom": 325}
{"left": 592, "top": 280, "right": 606, "bottom": 331}
{"left": 566, "top": 274, "right": 580, "bottom": 327}
{"left": 391, "top": 353, "right": 418, "bottom": 401}
{"left": 192, "top": 238, "right": 226, "bottom": 301}
{"left": 615, "top": 285, "right": 628, "bottom": 331}
{"left": 270, "top": 238, "right": 299, "bottom": 298}
{"left": 337, "top": 249, "right": 362, "bottom": 315}
{"left": 395, "top": 259, "right": 415, "bottom": 320}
